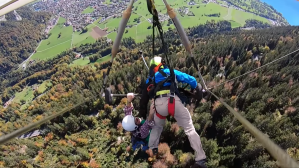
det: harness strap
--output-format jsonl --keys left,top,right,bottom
{"left": 168, "top": 97, "right": 175, "bottom": 117}
{"left": 156, "top": 111, "right": 166, "bottom": 119}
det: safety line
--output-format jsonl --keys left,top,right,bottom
{"left": 206, "top": 90, "right": 299, "bottom": 168}
{"left": 0, "top": 100, "right": 87, "bottom": 146}
{"left": 209, "top": 48, "right": 299, "bottom": 90}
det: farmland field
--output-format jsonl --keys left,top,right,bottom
{"left": 31, "top": 17, "right": 72, "bottom": 60}
{"left": 30, "top": 0, "right": 271, "bottom": 61}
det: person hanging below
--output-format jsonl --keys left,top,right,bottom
{"left": 140, "top": 56, "right": 207, "bottom": 168}
{"left": 122, "top": 93, "right": 155, "bottom": 152}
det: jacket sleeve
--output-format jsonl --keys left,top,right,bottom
{"left": 173, "top": 69, "right": 198, "bottom": 89}
{"left": 138, "top": 80, "right": 150, "bottom": 119}
{"left": 124, "top": 105, "right": 133, "bottom": 116}
{"left": 139, "top": 120, "right": 155, "bottom": 139}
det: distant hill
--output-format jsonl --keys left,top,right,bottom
{"left": 223, "top": 0, "right": 289, "bottom": 26}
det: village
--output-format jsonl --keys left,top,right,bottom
{"left": 32, "top": 0, "right": 131, "bottom": 32}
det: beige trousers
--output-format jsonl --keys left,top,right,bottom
{"left": 148, "top": 95, "right": 206, "bottom": 161}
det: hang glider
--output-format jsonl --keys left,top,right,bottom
{"left": 0, "top": 0, "right": 36, "bottom": 16}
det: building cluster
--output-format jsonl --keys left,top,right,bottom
{"left": 148, "top": 13, "right": 170, "bottom": 23}
{"left": 32, "top": 0, "right": 130, "bottom": 32}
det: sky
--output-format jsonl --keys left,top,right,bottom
{"left": 260, "top": 0, "right": 299, "bottom": 26}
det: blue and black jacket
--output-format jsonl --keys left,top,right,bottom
{"left": 138, "top": 66, "right": 198, "bottom": 119}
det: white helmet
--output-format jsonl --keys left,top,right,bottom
{"left": 122, "top": 115, "right": 137, "bottom": 131}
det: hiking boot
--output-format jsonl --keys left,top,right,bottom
{"left": 191, "top": 159, "right": 207, "bottom": 168}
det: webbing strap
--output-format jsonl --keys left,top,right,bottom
{"left": 156, "top": 90, "right": 170, "bottom": 96}
{"left": 156, "top": 111, "right": 166, "bottom": 119}
{"left": 146, "top": 0, "right": 170, "bottom": 65}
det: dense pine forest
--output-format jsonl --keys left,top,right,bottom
{"left": 0, "top": 14, "right": 299, "bottom": 168}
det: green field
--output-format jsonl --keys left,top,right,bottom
{"left": 71, "top": 57, "right": 91, "bottom": 66}
{"left": 30, "top": 0, "right": 272, "bottom": 61}
{"left": 72, "top": 23, "right": 96, "bottom": 47}
{"left": 104, "top": 0, "right": 270, "bottom": 43}
{"left": 71, "top": 55, "right": 112, "bottom": 67}
{"left": 230, "top": 8, "right": 270, "bottom": 25}
{"left": 38, "top": 80, "right": 52, "bottom": 93}
{"left": 103, "top": 0, "right": 111, "bottom": 5}
{"left": 96, "top": 55, "right": 112, "bottom": 64}
{"left": 82, "top": 6, "right": 94, "bottom": 14}
{"left": 98, "top": 17, "right": 122, "bottom": 32}
{"left": 13, "top": 87, "right": 34, "bottom": 104}
{"left": 31, "top": 17, "right": 73, "bottom": 60}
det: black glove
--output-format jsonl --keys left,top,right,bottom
{"left": 194, "top": 83, "right": 203, "bottom": 101}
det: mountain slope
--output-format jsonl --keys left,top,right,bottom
{"left": 0, "top": 23, "right": 299, "bottom": 167}
{"left": 0, "top": 7, "right": 51, "bottom": 76}
{"left": 223, "top": 0, "right": 288, "bottom": 25}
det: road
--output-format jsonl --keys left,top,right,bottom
{"left": 17, "top": 41, "right": 41, "bottom": 70}
{"left": 17, "top": 16, "right": 59, "bottom": 71}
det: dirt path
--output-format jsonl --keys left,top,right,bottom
{"left": 223, "top": 7, "right": 232, "bottom": 20}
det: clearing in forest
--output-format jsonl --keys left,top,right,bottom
{"left": 13, "top": 87, "right": 34, "bottom": 104}
{"left": 37, "top": 80, "right": 52, "bottom": 93}
{"left": 71, "top": 55, "right": 112, "bottom": 67}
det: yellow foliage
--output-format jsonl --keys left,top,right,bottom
{"left": 58, "top": 140, "right": 68, "bottom": 146}
{"left": 92, "top": 148, "right": 98, "bottom": 153}
{"left": 35, "top": 115, "right": 43, "bottom": 121}
{"left": 89, "top": 158, "right": 100, "bottom": 168}
{"left": 28, "top": 105, "right": 33, "bottom": 111}
{"left": 21, "top": 160, "right": 27, "bottom": 165}
{"left": 81, "top": 161, "right": 89, "bottom": 168}
{"left": 77, "top": 138, "right": 88, "bottom": 145}
{"left": 120, "top": 98, "right": 127, "bottom": 105}
{"left": 212, "top": 101, "right": 221, "bottom": 112}
{"left": 158, "top": 143, "right": 170, "bottom": 155}
{"left": 231, "top": 95, "right": 237, "bottom": 101}
{"left": 13, "top": 122, "right": 21, "bottom": 129}
{"left": 68, "top": 140, "right": 76, "bottom": 146}
{"left": 179, "top": 153, "right": 191, "bottom": 163}
{"left": 45, "top": 132, "right": 54, "bottom": 142}
{"left": 0, "top": 161, "right": 5, "bottom": 167}
{"left": 35, "top": 142, "right": 44, "bottom": 148}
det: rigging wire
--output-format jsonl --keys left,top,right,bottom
{"left": 206, "top": 90, "right": 299, "bottom": 168}
{"left": 0, "top": 100, "right": 87, "bottom": 145}
{"left": 207, "top": 48, "right": 299, "bottom": 90}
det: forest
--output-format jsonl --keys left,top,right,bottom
{"left": 0, "top": 11, "right": 299, "bottom": 168}
{"left": 0, "top": 7, "right": 51, "bottom": 93}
